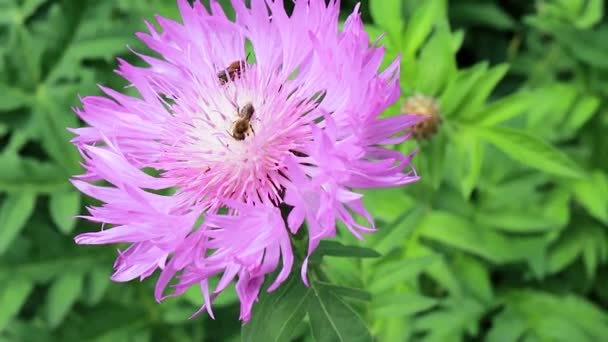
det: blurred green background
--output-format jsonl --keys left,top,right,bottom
{"left": 1, "top": 0, "right": 607, "bottom": 341}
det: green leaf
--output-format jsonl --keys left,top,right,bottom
{"left": 83, "top": 267, "right": 111, "bottom": 306}
{"left": 370, "top": 206, "right": 426, "bottom": 255}
{"left": 0, "top": 276, "right": 34, "bottom": 332}
{"left": 458, "top": 64, "right": 509, "bottom": 119}
{"left": 547, "top": 230, "right": 584, "bottom": 274}
{"left": 44, "top": 3, "right": 136, "bottom": 82}
{"left": 418, "top": 211, "right": 512, "bottom": 263}
{"left": 373, "top": 293, "right": 437, "bottom": 317}
{"left": 16, "top": 27, "right": 43, "bottom": 86}
{"left": 368, "top": 0, "right": 403, "bottom": 44}
{"left": 475, "top": 210, "right": 560, "bottom": 233}
{"left": 46, "top": 272, "right": 83, "bottom": 328}
{"left": 526, "top": 84, "right": 577, "bottom": 130}
{"left": 0, "top": 192, "right": 36, "bottom": 255}
{"left": 242, "top": 276, "right": 311, "bottom": 342}
{"left": 572, "top": 170, "right": 608, "bottom": 222}
{"left": 49, "top": 191, "right": 81, "bottom": 234}
{"left": 451, "top": 3, "right": 516, "bottom": 30}
{"left": 0, "top": 255, "right": 106, "bottom": 284}
{"left": 34, "top": 90, "right": 81, "bottom": 173}
{"left": 452, "top": 133, "right": 483, "bottom": 198}
{"left": 311, "top": 241, "right": 380, "bottom": 262}
{"left": 547, "top": 224, "right": 606, "bottom": 277}
{"left": 412, "top": 28, "right": 458, "bottom": 95}
{"left": 473, "top": 91, "right": 532, "bottom": 126}
{"left": 499, "top": 290, "right": 608, "bottom": 341}
{"left": 486, "top": 308, "right": 527, "bottom": 342}
{"left": 0, "top": 83, "right": 31, "bottom": 111}
{"left": 453, "top": 256, "right": 493, "bottom": 304}
{"left": 573, "top": 0, "right": 604, "bottom": 29}
{"left": 474, "top": 126, "right": 584, "bottom": 178}
{"left": 413, "top": 297, "right": 486, "bottom": 341}
{"left": 314, "top": 281, "right": 371, "bottom": 302}
{"left": 0, "top": 0, "right": 48, "bottom": 26}
{"left": 402, "top": 0, "right": 443, "bottom": 59}
{"left": 362, "top": 187, "right": 413, "bottom": 223}
{"left": 308, "top": 285, "right": 372, "bottom": 342}
{"left": 562, "top": 94, "right": 600, "bottom": 135}
{"left": 0, "top": 154, "right": 69, "bottom": 193}
{"left": 369, "top": 255, "right": 437, "bottom": 293}
{"left": 416, "top": 131, "right": 448, "bottom": 190}
{"left": 554, "top": 25, "right": 608, "bottom": 69}
{"left": 21, "top": 0, "right": 48, "bottom": 19}
{"left": 440, "top": 62, "right": 488, "bottom": 118}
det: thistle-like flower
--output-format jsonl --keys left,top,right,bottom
{"left": 72, "top": 0, "right": 421, "bottom": 321}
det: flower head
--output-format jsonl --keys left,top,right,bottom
{"left": 72, "top": 0, "right": 421, "bottom": 321}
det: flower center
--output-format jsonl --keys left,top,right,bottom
{"left": 158, "top": 64, "right": 316, "bottom": 208}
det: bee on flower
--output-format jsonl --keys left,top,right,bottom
{"left": 71, "top": 0, "right": 422, "bottom": 322}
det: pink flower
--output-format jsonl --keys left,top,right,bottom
{"left": 72, "top": 0, "right": 421, "bottom": 321}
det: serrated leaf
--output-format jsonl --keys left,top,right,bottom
{"left": 474, "top": 126, "right": 584, "bottom": 178}
{"left": 0, "top": 276, "right": 34, "bottom": 332}
{"left": 46, "top": 272, "right": 83, "bottom": 328}
{"left": 242, "top": 276, "right": 311, "bottom": 342}
{"left": 49, "top": 191, "right": 81, "bottom": 234}
{"left": 308, "top": 285, "right": 372, "bottom": 342}
{"left": 0, "top": 191, "right": 36, "bottom": 255}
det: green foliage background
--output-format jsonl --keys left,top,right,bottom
{"left": 1, "top": 0, "right": 607, "bottom": 341}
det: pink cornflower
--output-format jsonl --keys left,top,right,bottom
{"left": 72, "top": 0, "right": 420, "bottom": 321}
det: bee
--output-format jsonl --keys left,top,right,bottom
{"left": 217, "top": 60, "right": 247, "bottom": 84}
{"left": 231, "top": 103, "right": 255, "bottom": 140}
